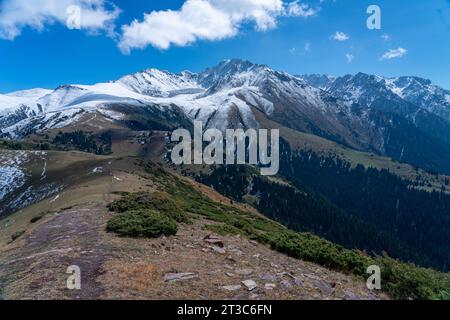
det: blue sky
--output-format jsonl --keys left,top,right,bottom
{"left": 1, "top": 0, "right": 449, "bottom": 93}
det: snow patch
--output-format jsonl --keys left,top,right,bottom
{"left": 92, "top": 167, "right": 103, "bottom": 173}
{"left": 446, "top": 95, "right": 450, "bottom": 104}
{"left": 0, "top": 151, "right": 29, "bottom": 200}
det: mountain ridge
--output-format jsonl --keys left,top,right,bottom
{"left": 2, "top": 59, "right": 450, "bottom": 174}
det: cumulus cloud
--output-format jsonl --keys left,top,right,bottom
{"left": 118, "top": 0, "right": 318, "bottom": 53}
{"left": 332, "top": 31, "right": 349, "bottom": 41}
{"left": 380, "top": 47, "right": 408, "bottom": 60}
{"left": 0, "top": 0, "right": 120, "bottom": 40}
{"left": 286, "top": 1, "right": 318, "bottom": 17}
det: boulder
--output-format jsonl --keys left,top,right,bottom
{"left": 164, "top": 273, "right": 198, "bottom": 282}
{"left": 204, "top": 235, "right": 224, "bottom": 247}
{"left": 221, "top": 285, "right": 242, "bottom": 291}
{"left": 265, "top": 283, "right": 277, "bottom": 290}
{"left": 212, "top": 246, "right": 226, "bottom": 254}
{"left": 242, "top": 280, "right": 257, "bottom": 291}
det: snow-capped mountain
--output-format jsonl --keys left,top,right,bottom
{"left": 301, "top": 72, "right": 450, "bottom": 173}
{"left": 118, "top": 68, "right": 202, "bottom": 97}
{"left": 0, "top": 89, "right": 52, "bottom": 132}
{"left": 301, "top": 73, "right": 450, "bottom": 121}
{"left": 385, "top": 76, "right": 450, "bottom": 121}
{"left": 0, "top": 59, "right": 365, "bottom": 142}
{"left": 2, "top": 59, "right": 450, "bottom": 173}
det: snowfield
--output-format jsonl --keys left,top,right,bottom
{"left": 0, "top": 151, "right": 29, "bottom": 200}
{"left": 0, "top": 151, "right": 57, "bottom": 216}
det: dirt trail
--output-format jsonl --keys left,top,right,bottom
{"left": 0, "top": 204, "right": 111, "bottom": 299}
{"left": 0, "top": 202, "right": 387, "bottom": 300}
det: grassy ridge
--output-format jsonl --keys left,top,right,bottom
{"left": 106, "top": 163, "right": 450, "bottom": 300}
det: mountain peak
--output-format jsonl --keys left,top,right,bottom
{"left": 201, "top": 59, "right": 261, "bottom": 77}
{"left": 219, "top": 58, "right": 258, "bottom": 67}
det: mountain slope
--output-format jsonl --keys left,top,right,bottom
{"left": 1, "top": 153, "right": 449, "bottom": 300}
{"left": 301, "top": 73, "right": 450, "bottom": 173}
{"left": 2, "top": 60, "right": 450, "bottom": 173}
{"left": 0, "top": 60, "right": 377, "bottom": 151}
{"left": 0, "top": 153, "right": 388, "bottom": 300}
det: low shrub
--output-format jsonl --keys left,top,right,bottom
{"left": 107, "top": 209, "right": 178, "bottom": 238}
{"left": 11, "top": 230, "right": 25, "bottom": 241}
{"left": 204, "top": 224, "right": 243, "bottom": 236}
{"left": 375, "top": 256, "right": 450, "bottom": 300}
{"left": 107, "top": 192, "right": 190, "bottom": 223}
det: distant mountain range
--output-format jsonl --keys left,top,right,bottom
{"left": 2, "top": 59, "right": 450, "bottom": 275}
{"left": 2, "top": 59, "right": 450, "bottom": 173}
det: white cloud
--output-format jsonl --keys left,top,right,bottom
{"left": 345, "top": 53, "right": 354, "bottom": 63}
{"left": 381, "top": 33, "right": 390, "bottom": 41}
{"left": 289, "top": 41, "right": 311, "bottom": 56}
{"left": 380, "top": 47, "right": 408, "bottom": 60}
{"left": 332, "top": 31, "right": 349, "bottom": 41}
{"left": 287, "top": 1, "right": 318, "bottom": 18}
{"left": 119, "top": 0, "right": 318, "bottom": 53}
{"left": 304, "top": 41, "right": 311, "bottom": 52}
{"left": 0, "top": 0, "right": 120, "bottom": 40}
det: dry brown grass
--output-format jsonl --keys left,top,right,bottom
{"left": 107, "top": 261, "right": 161, "bottom": 293}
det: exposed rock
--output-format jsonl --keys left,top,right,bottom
{"left": 259, "top": 273, "right": 277, "bottom": 282}
{"left": 293, "top": 277, "right": 304, "bottom": 287}
{"left": 212, "top": 246, "right": 226, "bottom": 254}
{"left": 204, "top": 235, "right": 224, "bottom": 247}
{"left": 242, "top": 280, "right": 257, "bottom": 291}
{"left": 226, "top": 256, "right": 236, "bottom": 263}
{"left": 280, "top": 280, "right": 292, "bottom": 288}
{"left": 343, "top": 290, "right": 361, "bottom": 300}
{"left": 314, "top": 280, "right": 335, "bottom": 296}
{"left": 229, "top": 248, "right": 243, "bottom": 256}
{"left": 235, "top": 268, "right": 253, "bottom": 276}
{"left": 265, "top": 283, "right": 276, "bottom": 290}
{"left": 278, "top": 272, "right": 295, "bottom": 279}
{"left": 204, "top": 239, "right": 224, "bottom": 247}
{"left": 221, "top": 285, "right": 242, "bottom": 291}
{"left": 304, "top": 273, "right": 322, "bottom": 281}
{"left": 164, "top": 273, "right": 198, "bottom": 282}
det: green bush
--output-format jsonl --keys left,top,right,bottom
{"left": 107, "top": 209, "right": 178, "bottom": 238}
{"left": 204, "top": 224, "right": 243, "bottom": 236}
{"left": 107, "top": 192, "right": 190, "bottom": 223}
{"left": 376, "top": 256, "right": 450, "bottom": 300}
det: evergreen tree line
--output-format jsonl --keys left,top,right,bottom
{"left": 197, "top": 140, "right": 450, "bottom": 271}
{"left": 53, "top": 131, "right": 112, "bottom": 155}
